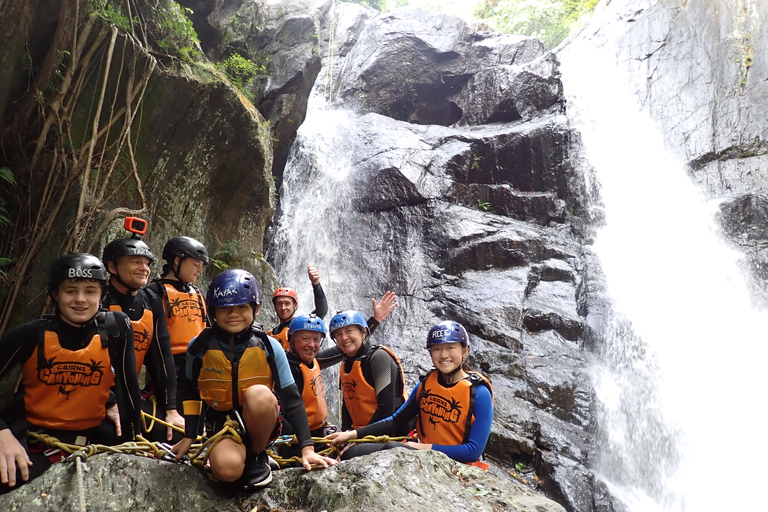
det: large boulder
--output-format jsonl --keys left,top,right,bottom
{"left": 334, "top": 7, "right": 564, "bottom": 126}
{"left": 0, "top": 450, "right": 566, "bottom": 512}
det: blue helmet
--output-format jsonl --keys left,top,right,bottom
{"left": 206, "top": 269, "right": 261, "bottom": 309}
{"left": 329, "top": 310, "right": 367, "bottom": 339}
{"left": 426, "top": 321, "right": 469, "bottom": 349}
{"left": 288, "top": 314, "right": 326, "bottom": 339}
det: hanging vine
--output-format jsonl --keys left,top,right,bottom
{"left": 0, "top": 0, "right": 199, "bottom": 336}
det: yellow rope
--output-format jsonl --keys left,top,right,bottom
{"left": 267, "top": 434, "right": 414, "bottom": 467}
{"left": 27, "top": 429, "right": 413, "bottom": 470}
{"left": 140, "top": 408, "right": 186, "bottom": 434}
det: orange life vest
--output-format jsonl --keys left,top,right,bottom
{"left": 416, "top": 370, "right": 493, "bottom": 447}
{"left": 298, "top": 359, "right": 327, "bottom": 431}
{"left": 22, "top": 330, "right": 114, "bottom": 430}
{"left": 270, "top": 324, "right": 290, "bottom": 350}
{"left": 160, "top": 283, "right": 207, "bottom": 355}
{"left": 196, "top": 330, "right": 275, "bottom": 412}
{"left": 108, "top": 305, "right": 153, "bottom": 374}
{"left": 339, "top": 345, "right": 407, "bottom": 429}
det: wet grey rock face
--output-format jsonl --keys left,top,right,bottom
{"left": 334, "top": 7, "right": 564, "bottom": 126}
{"left": 0, "top": 450, "right": 565, "bottom": 512}
{"left": 270, "top": 6, "right": 603, "bottom": 511}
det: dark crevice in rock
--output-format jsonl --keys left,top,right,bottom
{"left": 689, "top": 137, "right": 768, "bottom": 171}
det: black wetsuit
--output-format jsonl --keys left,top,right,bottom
{"left": 0, "top": 314, "right": 141, "bottom": 492}
{"left": 102, "top": 285, "right": 179, "bottom": 442}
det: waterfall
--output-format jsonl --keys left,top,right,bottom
{"left": 559, "top": 43, "right": 768, "bottom": 511}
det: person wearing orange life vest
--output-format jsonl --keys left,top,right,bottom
{"left": 145, "top": 236, "right": 209, "bottom": 378}
{"left": 280, "top": 294, "right": 401, "bottom": 459}
{"left": 283, "top": 314, "right": 330, "bottom": 439}
{"left": 329, "top": 309, "right": 411, "bottom": 434}
{"left": 270, "top": 265, "right": 328, "bottom": 350}
{"left": 101, "top": 233, "right": 182, "bottom": 443}
{"left": 327, "top": 321, "right": 493, "bottom": 465}
{"left": 0, "top": 254, "right": 142, "bottom": 493}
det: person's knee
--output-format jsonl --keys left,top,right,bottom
{"left": 209, "top": 446, "right": 245, "bottom": 482}
{"left": 242, "top": 385, "right": 277, "bottom": 412}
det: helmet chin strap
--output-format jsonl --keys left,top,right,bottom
{"left": 113, "top": 270, "right": 140, "bottom": 294}
{"left": 173, "top": 258, "right": 191, "bottom": 292}
{"left": 441, "top": 354, "right": 466, "bottom": 384}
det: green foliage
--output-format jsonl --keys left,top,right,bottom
{"left": 477, "top": 198, "right": 491, "bottom": 211}
{"left": 215, "top": 53, "right": 265, "bottom": 96}
{"left": 475, "top": 0, "right": 599, "bottom": 49}
{"left": 514, "top": 461, "right": 525, "bottom": 472}
{"left": 210, "top": 240, "right": 239, "bottom": 271}
{"left": 471, "top": 154, "right": 484, "bottom": 170}
{"left": 90, "top": 0, "right": 136, "bottom": 32}
{"left": 153, "top": 2, "right": 202, "bottom": 62}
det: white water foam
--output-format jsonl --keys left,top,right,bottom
{"left": 560, "top": 43, "right": 768, "bottom": 511}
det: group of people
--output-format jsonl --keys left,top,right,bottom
{"left": 0, "top": 222, "right": 493, "bottom": 494}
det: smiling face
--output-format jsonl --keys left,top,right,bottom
{"left": 214, "top": 303, "right": 255, "bottom": 334}
{"left": 291, "top": 330, "right": 324, "bottom": 363}
{"left": 273, "top": 296, "right": 297, "bottom": 322}
{"left": 109, "top": 255, "right": 151, "bottom": 290}
{"left": 429, "top": 342, "right": 469, "bottom": 375}
{"left": 53, "top": 279, "right": 103, "bottom": 326}
{"left": 176, "top": 257, "right": 204, "bottom": 283}
{"left": 332, "top": 325, "right": 366, "bottom": 357}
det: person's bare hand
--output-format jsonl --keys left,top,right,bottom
{"left": 307, "top": 265, "right": 321, "bottom": 286}
{"left": 172, "top": 437, "right": 194, "bottom": 461}
{"left": 0, "top": 429, "right": 31, "bottom": 487}
{"left": 165, "top": 409, "right": 185, "bottom": 441}
{"left": 324, "top": 429, "right": 358, "bottom": 446}
{"left": 372, "top": 291, "right": 398, "bottom": 322}
{"left": 300, "top": 445, "right": 338, "bottom": 471}
{"left": 105, "top": 403, "right": 122, "bottom": 437}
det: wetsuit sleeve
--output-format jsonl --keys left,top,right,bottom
{"left": 367, "top": 348, "right": 401, "bottom": 425}
{"left": 432, "top": 384, "right": 492, "bottom": 463}
{"left": 144, "top": 293, "right": 177, "bottom": 410}
{"left": 315, "top": 345, "right": 343, "bottom": 370}
{"left": 341, "top": 401, "right": 352, "bottom": 431}
{"left": 180, "top": 335, "right": 203, "bottom": 439}
{"left": 367, "top": 317, "right": 380, "bottom": 336}
{"left": 356, "top": 384, "right": 420, "bottom": 438}
{"left": 268, "top": 337, "right": 295, "bottom": 389}
{"left": 311, "top": 283, "right": 328, "bottom": 319}
{"left": 269, "top": 340, "right": 312, "bottom": 448}
{"left": 108, "top": 312, "right": 142, "bottom": 440}
{"left": 0, "top": 322, "right": 39, "bottom": 431}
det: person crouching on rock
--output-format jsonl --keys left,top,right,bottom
{"left": 172, "top": 269, "right": 336, "bottom": 489}
{"left": 326, "top": 321, "right": 493, "bottom": 466}
{"left": 0, "top": 254, "right": 142, "bottom": 493}
{"left": 329, "top": 309, "right": 411, "bottom": 436}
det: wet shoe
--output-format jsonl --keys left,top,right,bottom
{"left": 243, "top": 450, "right": 272, "bottom": 489}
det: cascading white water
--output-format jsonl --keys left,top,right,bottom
{"left": 560, "top": 43, "right": 768, "bottom": 511}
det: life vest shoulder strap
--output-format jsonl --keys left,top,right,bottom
{"left": 36, "top": 316, "right": 59, "bottom": 367}
{"left": 415, "top": 369, "right": 436, "bottom": 437}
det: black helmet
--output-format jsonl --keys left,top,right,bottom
{"left": 48, "top": 253, "right": 108, "bottom": 295}
{"left": 162, "top": 236, "right": 209, "bottom": 265}
{"left": 102, "top": 237, "right": 155, "bottom": 269}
